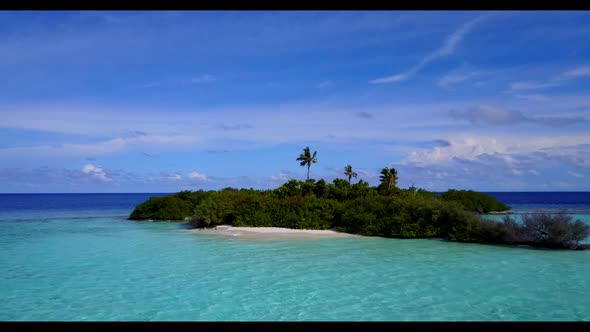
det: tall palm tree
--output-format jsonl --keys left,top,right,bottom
{"left": 296, "top": 146, "right": 318, "bottom": 180}
{"left": 379, "top": 167, "right": 398, "bottom": 191}
{"left": 344, "top": 164, "right": 358, "bottom": 183}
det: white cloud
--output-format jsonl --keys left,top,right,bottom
{"left": 270, "top": 171, "right": 291, "bottom": 181}
{"left": 142, "top": 74, "right": 217, "bottom": 89}
{"left": 188, "top": 171, "right": 208, "bottom": 181}
{"left": 168, "top": 174, "right": 182, "bottom": 180}
{"left": 509, "top": 81, "right": 561, "bottom": 91}
{"left": 509, "top": 64, "right": 590, "bottom": 93}
{"left": 402, "top": 134, "right": 590, "bottom": 167}
{"left": 451, "top": 104, "right": 585, "bottom": 126}
{"left": 451, "top": 104, "right": 525, "bottom": 125}
{"left": 568, "top": 171, "right": 584, "bottom": 178}
{"left": 563, "top": 65, "right": 590, "bottom": 78}
{"left": 0, "top": 96, "right": 588, "bottom": 168}
{"left": 0, "top": 100, "right": 469, "bottom": 152}
{"left": 513, "top": 94, "right": 551, "bottom": 102}
{"left": 370, "top": 15, "right": 489, "bottom": 84}
{"left": 82, "top": 164, "right": 111, "bottom": 181}
{"left": 390, "top": 138, "right": 590, "bottom": 191}
{"left": 370, "top": 73, "right": 409, "bottom": 84}
{"left": 0, "top": 134, "right": 203, "bottom": 159}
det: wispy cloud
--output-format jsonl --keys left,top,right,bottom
{"left": 354, "top": 111, "right": 373, "bottom": 119}
{"left": 0, "top": 11, "right": 425, "bottom": 69}
{"left": 529, "top": 169, "right": 540, "bottom": 176}
{"left": 271, "top": 170, "right": 293, "bottom": 181}
{"left": 370, "top": 15, "right": 489, "bottom": 84}
{"left": 509, "top": 81, "right": 562, "bottom": 91}
{"left": 0, "top": 100, "right": 465, "bottom": 149}
{"left": 563, "top": 65, "right": 590, "bottom": 78}
{"left": 187, "top": 171, "right": 208, "bottom": 181}
{"left": 141, "top": 74, "right": 217, "bottom": 89}
{"left": 206, "top": 149, "right": 229, "bottom": 154}
{"left": 568, "top": 171, "right": 584, "bottom": 178}
{"left": 218, "top": 123, "right": 254, "bottom": 131}
{"left": 2, "top": 95, "right": 589, "bottom": 165}
{"left": 438, "top": 67, "right": 481, "bottom": 89}
{"left": 168, "top": 174, "right": 182, "bottom": 181}
{"left": 509, "top": 64, "right": 590, "bottom": 92}
{"left": 451, "top": 104, "right": 585, "bottom": 126}
{"left": 0, "top": 134, "right": 203, "bottom": 159}
{"left": 512, "top": 94, "right": 551, "bottom": 102}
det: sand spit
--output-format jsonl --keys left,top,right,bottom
{"left": 190, "top": 225, "right": 359, "bottom": 239}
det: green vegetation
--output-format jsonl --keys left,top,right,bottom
{"left": 128, "top": 146, "right": 589, "bottom": 250}
{"left": 344, "top": 164, "right": 358, "bottom": 183}
{"left": 129, "top": 190, "right": 212, "bottom": 221}
{"left": 296, "top": 146, "right": 318, "bottom": 181}
{"left": 378, "top": 167, "right": 398, "bottom": 195}
{"left": 459, "top": 212, "right": 590, "bottom": 250}
{"left": 441, "top": 189, "right": 510, "bottom": 213}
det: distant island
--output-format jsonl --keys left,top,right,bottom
{"left": 130, "top": 147, "right": 589, "bottom": 250}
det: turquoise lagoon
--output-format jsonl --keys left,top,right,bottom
{"left": 0, "top": 193, "right": 589, "bottom": 321}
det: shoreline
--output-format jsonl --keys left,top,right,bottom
{"left": 190, "top": 225, "right": 359, "bottom": 239}
{"left": 486, "top": 211, "right": 510, "bottom": 215}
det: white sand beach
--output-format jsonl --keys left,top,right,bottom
{"left": 190, "top": 225, "right": 358, "bottom": 239}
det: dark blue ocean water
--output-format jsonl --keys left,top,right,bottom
{"left": 485, "top": 192, "right": 590, "bottom": 214}
{"left": 0, "top": 193, "right": 168, "bottom": 221}
{"left": 0, "top": 192, "right": 588, "bottom": 215}
{"left": 486, "top": 192, "right": 590, "bottom": 205}
{"left": 0, "top": 193, "right": 168, "bottom": 213}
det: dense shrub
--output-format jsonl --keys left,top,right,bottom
{"left": 273, "top": 179, "right": 307, "bottom": 198}
{"left": 449, "top": 212, "right": 590, "bottom": 249}
{"left": 199, "top": 193, "right": 338, "bottom": 230}
{"left": 129, "top": 195, "right": 191, "bottom": 221}
{"left": 517, "top": 212, "right": 589, "bottom": 249}
{"left": 333, "top": 196, "right": 473, "bottom": 238}
{"left": 190, "top": 188, "right": 252, "bottom": 227}
{"left": 129, "top": 177, "right": 588, "bottom": 250}
{"left": 313, "top": 179, "right": 328, "bottom": 198}
{"left": 441, "top": 189, "right": 510, "bottom": 213}
{"left": 129, "top": 190, "right": 213, "bottom": 221}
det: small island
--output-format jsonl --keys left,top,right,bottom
{"left": 130, "top": 147, "right": 589, "bottom": 250}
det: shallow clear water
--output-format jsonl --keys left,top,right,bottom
{"left": 1, "top": 193, "right": 589, "bottom": 321}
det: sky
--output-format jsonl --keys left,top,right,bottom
{"left": 0, "top": 10, "right": 589, "bottom": 193}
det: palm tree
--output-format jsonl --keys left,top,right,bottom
{"left": 379, "top": 167, "right": 398, "bottom": 191}
{"left": 296, "top": 146, "right": 318, "bottom": 180}
{"left": 344, "top": 164, "right": 358, "bottom": 183}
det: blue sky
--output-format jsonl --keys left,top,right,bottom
{"left": 1, "top": 11, "right": 589, "bottom": 193}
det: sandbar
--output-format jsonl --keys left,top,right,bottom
{"left": 190, "top": 225, "right": 358, "bottom": 239}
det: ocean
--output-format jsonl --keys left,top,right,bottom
{"left": 1, "top": 192, "right": 589, "bottom": 321}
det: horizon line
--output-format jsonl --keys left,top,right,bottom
{"left": 1, "top": 191, "right": 590, "bottom": 194}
